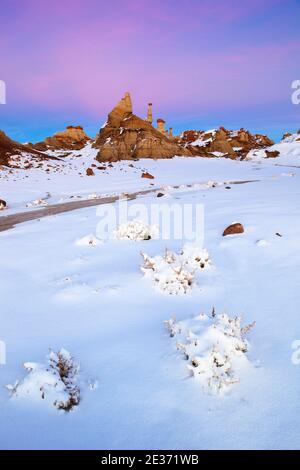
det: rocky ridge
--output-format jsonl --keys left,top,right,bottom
{"left": 1, "top": 92, "right": 299, "bottom": 171}
{"left": 179, "top": 127, "right": 274, "bottom": 159}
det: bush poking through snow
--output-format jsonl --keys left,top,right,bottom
{"left": 114, "top": 220, "right": 158, "bottom": 241}
{"left": 26, "top": 198, "right": 49, "bottom": 208}
{"left": 6, "top": 349, "right": 80, "bottom": 411}
{"left": 165, "top": 311, "right": 255, "bottom": 394}
{"left": 180, "top": 245, "right": 211, "bottom": 271}
{"left": 141, "top": 244, "right": 211, "bottom": 294}
{"left": 75, "top": 234, "right": 102, "bottom": 246}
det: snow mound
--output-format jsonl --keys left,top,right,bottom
{"left": 141, "top": 244, "right": 211, "bottom": 294}
{"left": 75, "top": 234, "right": 103, "bottom": 246}
{"left": 165, "top": 311, "right": 255, "bottom": 394}
{"left": 180, "top": 244, "right": 212, "bottom": 271}
{"left": 114, "top": 220, "right": 158, "bottom": 241}
{"left": 281, "top": 132, "right": 300, "bottom": 144}
{"left": 26, "top": 198, "right": 49, "bottom": 208}
{"left": 6, "top": 349, "right": 80, "bottom": 411}
{"left": 88, "top": 193, "right": 101, "bottom": 200}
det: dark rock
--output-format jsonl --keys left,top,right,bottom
{"left": 142, "top": 172, "right": 154, "bottom": 179}
{"left": 265, "top": 150, "right": 280, "bottom": 158}
{"left": 223, "top": 223, "right": 244, "bottom": 236}
{"left": 0, "top": 199, "right": 7, "bottom": 210}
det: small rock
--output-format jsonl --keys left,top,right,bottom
{"left": 86, "top": 168, "right": 95, "bottom": 176}
{"left": 225, "top": 186, "right": 231, "bottom": 190}
{"left": 157, "top": 192, "right": 165, "bottom": 198}
{"left": 0, "top": 199, "right": 7, "bottom": 210}
{"left": 223, "top": 223, "right": 244, "bottom": 236}
{"left": 142, "top": 172, "right": 154, "bottom": 180}
{"left": 265, "top": 150, "right": 280, "bottom": 158}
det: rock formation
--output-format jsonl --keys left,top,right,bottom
{"left": 93, "top": 93, "right": 192, "bottom": 161}
{"left": 156, "top": 118, "right": 168, "bottom": 137}
{"left": 180, "top": 127, "right": 274, "bottom": 159}
{"left": 0, "top": 130, "right": 45, "bottom": 167}
{"left": 32, "top": 126, "right": 91, "bottom": 151}
{"left": 146, "top": 103, "right": 153, "bottom": 125}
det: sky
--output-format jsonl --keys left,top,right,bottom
{"left": 0, "top": 0, "right": 300, "bottom": 142}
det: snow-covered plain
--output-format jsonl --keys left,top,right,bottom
{"left": 1, "top": 137, "right": 300, "bottom": 215}
{"left": 1, "top": 143, "right": 300, "bottom": 450}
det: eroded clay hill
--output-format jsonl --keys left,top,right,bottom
{"left": 33, "top": 125, "right": 91, "bottom": 151}
{"left": 0, "top": 130, "right": 44, "bottom": 167}
{"left": 179, "top": 127, "right": 274, "bottom": 159}
{"left": 93, "top": 93, "right": 192, "bottom": 161}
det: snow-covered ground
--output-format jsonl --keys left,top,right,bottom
{"left": 0, "top": 141, "right": 300, "bottom": 449}
{"left": 1, "top": 138, "right": 300, "bottom": 215}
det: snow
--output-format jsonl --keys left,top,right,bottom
{"left": 26, "top": 198, "right": 49, "bottom": 208}
{"left": 114, "top": 220, "right": 158, "bottom": 241}
{"left": 246, "top": 134, "right": 300, "bottom": 164}
{"left": 75, "top": 234, "right": 103, "bottom": 246}
{"left": 211, "top": 151, "right": 226, "bottom": 157}
{"left": 1, "top": 140, "right": 300, "bottom": 216}
{"left": 165, "top": 311, "right": 255, "bottom": 394}
{"left": 1, "top": 147, "right": 300, "bottom": 449}
{"left": 6, "top": 349, "right": 81, "bottom": 411}
{"left": 281, "top": 132, "right": 300, "bottom": 144}
{"left": 141, "top": 244, "right": 211, "bottom": 295}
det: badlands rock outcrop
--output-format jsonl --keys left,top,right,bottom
{"left": 0, "top": 130, "right": 45, "bottom": 168}
{"left": 180, "top": 127, "right": 274, "bottom": 159}
{"left": 93, "top": 93, "right": 192, "bottom": 161}
{"left": 33, "top": 126, "right": 91, "bottom": 151}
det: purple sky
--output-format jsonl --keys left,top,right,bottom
{"left": 0, "top": 0, "right": 300, "bottom": 142}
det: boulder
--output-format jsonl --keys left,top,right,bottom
{"left": 265, "top": 150, "right": 280, "bottom": 158}
{"left": 0, "top": 199, "right": 7, "bottom": 210}
{"left": 142, "top": 172, "right": 154, "bottom": 179}
{"left": 86, "top": 167, "right": 95, "bottom": 176}
{"left": 223, "top": 223, "right": 244, "bottom": 236}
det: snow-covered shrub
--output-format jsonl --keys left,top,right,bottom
{"left": 165, "top": 311, "right": 255, "bottom": 394}
{"left": 75, "top": 233, "right": 103, "bottom": 246}
{"left": 6, "top": 349, "right": 80, "bottom": 411}
{"left": 205, "top": 180, "right": 220, "bottom": 188}
{"left": 180, "top": 244, "right": 212, "bottom": 271}
{"left": 114, "top": 220, "right": 158, "bottom": 241}
{"left": 141, "top": 244, "right": 211, "bottom": 295}
{"left": 26, "top": 198, "right": 49, "bottom": 208}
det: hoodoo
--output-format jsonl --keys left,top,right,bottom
{"left": 93, "top": 92, "right": 192, "bottom": 161}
